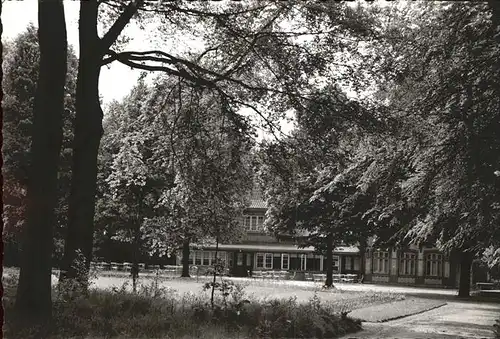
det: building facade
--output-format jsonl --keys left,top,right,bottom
{"left": 363, "top": 246, "right": 460, "bottom": 288}
{"left": 176, "top": 193, "right": 462, "bottom": 288}
{"left": 178, "top": 197, "right": 361, "bottom": 277}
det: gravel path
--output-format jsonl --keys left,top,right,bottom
{"left": 340, "top": 300, "right": 500, "bottom": 339}
{"left": 348, "top": 298, "right": 447, "bottom": 323}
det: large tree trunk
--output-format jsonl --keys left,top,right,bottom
{"left": 15, "top": 0, "right": 67, "bottom": 321}
{"left": 324, "top": 233, "right": 335, "bottom": 288}
{"left": 181, "top": 239, "right": 191, "bottom": 277}
{"left": 60, "top": 0, "right": 103, "bottom": 286}
{"left": 458, "top": 252, "right": 474, "bottom": 298}
{"left": 131, "top": 221, "right": 141, "bottom": 292}
{"left": 0, "top": 0, "right": 3, "bottom": 289}
{"left": 60, "top": 0, "right": 141, "bottom": 288}
{"left": 211, "top": 235, "right": 219, "bottom": 308}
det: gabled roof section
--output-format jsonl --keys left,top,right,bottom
{"left": 249, "top": 199, "right": 267, "bottom": 209}
{"left": 248, "top": 184, "right": 267, "bottom": 209}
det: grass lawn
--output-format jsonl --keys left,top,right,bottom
{"left": 7, "top": 268, "right": 456, "bottom": 338}
{"left": 3, "top": 270, "right": 371, "bottom": 339}
{"left": 4, "top": 268, "right": 492, "bottom": 338}
{"left": 91, "top": 273, "right": 406, "bottom": 313}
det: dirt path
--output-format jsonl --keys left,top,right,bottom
{"left": 340, "top": 300, "right": 500, "bottom": 339}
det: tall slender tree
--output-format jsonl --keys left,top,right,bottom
{"left": 0, "top": 0, "right": 4, "bottom": 304}
{"left": 15, "top": 0, "right": 67, "bottom": 320}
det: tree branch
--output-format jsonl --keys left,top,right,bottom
{"left": 110, "top": 51, "right": 218, "bottom": 89}
{"left": 226, "top": 95, "right": 290, "bottom": 142}
{"left": 218, "top": 6, "right": 285, "bottom": 79}
{"left": 140, "top": 1, "right": 271, "bottom": 18}
{"left": 100, "top": 0, "right": 144, "bottom": 52}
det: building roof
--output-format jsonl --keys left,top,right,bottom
{"left": 247, "top": 184, "right": 267, "bottom": 209}
{"left": 201, "top": 243, "right": 359, "bottom": 254}
{"left": 248, "top": 199, "right": 267, "bottom": 209}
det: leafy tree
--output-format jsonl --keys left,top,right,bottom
{"left": 14, "top": 0, "right": 68, "bottom": 321}
{"left": 2, "top": 24, "right": 78, "bottom": 266}
{"left": 363, "top": 2, "right": 500, "bottom": 297}
{"left": 95, "top": 75, "right": 253, "bottom": 283}
{"left": 156, "top": 81, "right": 254, "bottom": 277}
{"left": 61, "top": 0, "right": 385, "bottom": 286}
{"left": 96, "top": 78, "right": 175, "bottom": 290}
{"left": 257, "top": 85, "right": 382, "bottom": 287}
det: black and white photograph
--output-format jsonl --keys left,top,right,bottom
{"left": 2, "top": 0, "right": 500, "bottom": 338}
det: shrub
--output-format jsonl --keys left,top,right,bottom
{"left": 55, "top": 249, "right": 100, "bottom": 301}
{"left": 240, "top": 293, "right": 362, "bottom": 339}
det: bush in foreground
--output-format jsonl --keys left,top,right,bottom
{"left": 4, "top": 277, "right": 362, "bottom": 339}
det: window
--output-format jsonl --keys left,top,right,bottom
{"left": 300, "top": 254, "right": 307, "bottom": 271}
{"left": 244, "top": 216, "right": 251, "bottom": 229}
{"left": 189, "top": 251, "right": 216, "bottom": 266}
{"left": 353, "top": 257, "right": 360, "bottom": 271}
{"left": 202, "top": 252, "right": 210, "bottom": 266}
{"left": 251, "top": 217, "right": 258, "bottom": 231}
{"left": 194, "top": 251, "right": 202, "bottom": 265}
{"left": 373, "top": 251, "right": 389, "bottom": 274}
{"left": 265, "top": 253, "right": 273, "bottom": 269}
{"left": 257, "top": 253, "right": 273, "bottom": 269}
{"left": 216, "top": 252, "right": 226, "bottom": 265}
{"left": 399, "top": 252, "right": 416, "bottom": 276}
{"left": 332, "top": 255, "right": 340, "bottom": 271}
{"left": 244, "top": 215, "right": 265, "bottom": 231}
{"left": 425, "top": 253, "right": 442, "bottom": 277}
{"left": 345, "top": 257, "right": 352, "bottom": 270}
{"left": 237, "top": 253, "right": 243, "bottom": 265}
{"left": 257, "top": 253, "right": 264, "bottom": 268}
{"left": 281, "top": 254, "right": 289, "bottom": 270}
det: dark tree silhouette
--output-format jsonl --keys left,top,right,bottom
{"left": 15, "top": 0, "right": 67, "bottom": 321}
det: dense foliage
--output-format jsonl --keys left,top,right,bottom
{"left": 369, "top": 2, "right": 500, "bottom": 254}
{"left": 94, "top": 75, "right": 254, "bottom": 279}
{"left": 257, "top": 2, "right": 500, "bottom": 293}
{"left": 2, "top": 25, "right": 78, "bottom": 266}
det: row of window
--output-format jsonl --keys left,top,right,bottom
{"left": 255, "top": 253, "right": 301, "bottom": 270}
{"left": 372, "top": 251, "right": 443, "bottom": 277}
{"left": 187, "top": 251, "right": 227, "bottom": 266}
{"left": 256, "top": 253, "right": 278, "bottom": 269}
{"left": 255, "top": 253, "right": 360, "bottom": 271}
{"left": 187, "top": 250, "right": 445, "bottom": 277}
{"left": 243, "top": 215, "right": 265, "bottom": 231}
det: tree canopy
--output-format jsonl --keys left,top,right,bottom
{"left": 95, "top": 74, "right": 254, "bottom": 276}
